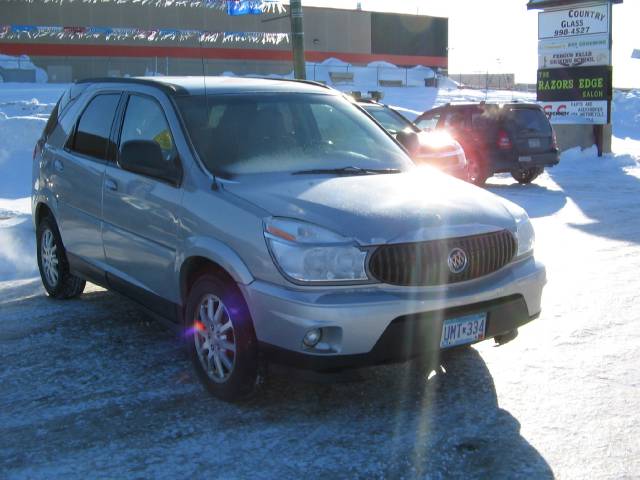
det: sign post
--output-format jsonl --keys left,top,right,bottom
{"left": 290, "top": 0, "right": 306, "bottom": 80}
{"left": 527, "top": 0, "right": 622, "bottom": 156}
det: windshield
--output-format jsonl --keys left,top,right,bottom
{"left": 176, "top": 93, "right": 412, "bottom": 176}
{"left": 505, "top": 107, "right": 552, "bottom": 135}
{"left": 363, "top": 105, "right": 414, "bottom": 134}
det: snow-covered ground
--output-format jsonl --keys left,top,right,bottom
{"left": 0, "top": 81, "right": 639, "bottom": 479}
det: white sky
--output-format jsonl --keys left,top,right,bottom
{"left": 300, "top": 0, "right": 639, "bottom": 88}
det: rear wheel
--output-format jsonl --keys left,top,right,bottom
{"left": 36, "top": 214, "right": 86, "bottom": 299}
{"left": 184, "top": 273, "right": 259, "bottom": 401}
{"left": 511, "top": 166, "right": 543, "bottom": 184}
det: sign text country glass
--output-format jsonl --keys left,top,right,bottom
{"left": 538, "top": 3, "right": 610, "bottom": 40}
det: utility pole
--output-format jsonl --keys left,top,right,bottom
{"left": 290, "top": 0, "right": 306, "bottom": 79}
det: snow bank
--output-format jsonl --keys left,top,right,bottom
{"left": 0, "top": 54, "right": 48, "bottom": 83}
{"left": 0, "top": 113, "right": 47, "bottom": 199}
{"left": 0, "top": 85, "right": 60, "bottom": 281}
{"left": 247, "top": 58, "right": 436, "bottom": 88}
{"left": 0, "top": 214, "right": 37, "bottom": 281}
{"left": 612, "top": 89, "right": 640, "bottom": 140}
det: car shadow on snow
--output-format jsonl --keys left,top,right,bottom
{"left": 0, "top": 287, "right": 553, "bottom": 480}
{"left": 545, "top": 154, "right": 640, "bottom": 245}
{"left": 245, "top": 348, "right": 554, "bottom": 479}
{"left": 486, "top": 180, "right": 568, "bottom": 219}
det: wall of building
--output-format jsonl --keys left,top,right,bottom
{"left": 0, "top": 2, "right": 448, "bottom": 82}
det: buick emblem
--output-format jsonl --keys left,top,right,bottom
{"left": 447, "top": 248, "right": 468, "bottom": 274}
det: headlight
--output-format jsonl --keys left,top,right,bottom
{"left": 514, "top": 210, "right": 535, "bottom": 257}
{"left": 264, "top": 218, "right": 368, "bottom": 283}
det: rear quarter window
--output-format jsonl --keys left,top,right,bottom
{"left": 45, "top": 84, "right": 91, "bottom": 148}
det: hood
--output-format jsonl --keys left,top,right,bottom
{"left": 222, "top": 168, "right": 517, "bottom": 245}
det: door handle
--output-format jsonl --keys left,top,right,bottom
{"left": 104, "top": 178, "right": 118, "bottom": 191}
{"left": 53, "top": 159, "right": 64, "bottom": 172}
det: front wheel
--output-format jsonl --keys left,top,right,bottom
{"left": 511, "top": 167, "right": 543, "bottom": 184}
{"left": 36, "top": 215, "right": 86, "bottom": 299}
{"left": 467, "top": 157, "right": 489, "bottom": 186}
{"left": 184, "top": 273, "right": 259, "bottom": 401}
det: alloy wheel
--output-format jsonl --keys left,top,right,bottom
{"left": 193, "top": 294, "right": 236, "bottom": 383}
{"left": 41, "top": 228, "right": 59, "bottom": 287}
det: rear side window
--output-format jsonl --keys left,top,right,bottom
{"left": 471, "top": 106, "right": 500, "bottom": 130}
{"left": 443, "top": 110, "right": 468, "bottom": 130}
{"left": 504, "top": 108, "right": 552, "bottom": 135}
{"left": 70, "top": 94, "right": 121, "bottom": 160}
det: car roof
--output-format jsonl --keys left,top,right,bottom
{"left": 439, "top": 102, "right": 541, "bottom": 110}
{"left": 358, "top": 102, "right": 386, "bottom": 109}
{"left": 77, "top": 76, "right": 335, "bottom": 97}
{"left": 419, "top": 102, "right": 543, "bottom": 117}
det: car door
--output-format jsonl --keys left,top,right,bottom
{"left": 52, "top": 92, "right": 121, "bottom": 271}
{"left": 441, "top": 108, "right": 475, "bottom": 155}
{"left": 101, "top": 92, "right": 183, "bottom": 313}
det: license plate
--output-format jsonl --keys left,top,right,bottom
{"left": 440, "top": 313, "right": 487, "bottom": 348}
{"left": 528, "top": 138, "right": 541, "bottom": 148}
{"left": 519, "top": 156, "right": 533, "bottom": 163}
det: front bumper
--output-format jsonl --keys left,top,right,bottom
{"left": 241, "top": 256, "right": 545, "bottom": 369}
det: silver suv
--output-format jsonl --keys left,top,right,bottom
{"left": 32, "top": 77, "right": 546, "bottom": 401}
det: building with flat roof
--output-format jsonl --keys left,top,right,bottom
{"left": 0, "top": 1, "right": 448, "bottom": 82}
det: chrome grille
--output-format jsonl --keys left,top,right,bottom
{"left": 368, "top": 230, "right": 517, "bottom": 286}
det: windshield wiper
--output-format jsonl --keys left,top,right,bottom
{"left": 292, "top": 166, "right": 403, "bottom": 176}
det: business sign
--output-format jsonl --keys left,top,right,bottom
{"left": 538, "top": 33, "right": 610, "bottom": 67}
{"left": 539, "top": 47, "right": 610, "bottom": 69}
{"left": 538, "top": 3, "right": 610, "bottom": 40}
{"left": 537, "top": 65, "right": 612, "bottom": 102}
{"left": 540, "top": 100, "right": 609, "bottom": 125}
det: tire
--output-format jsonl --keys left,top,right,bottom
{"left": 184, "top": 273, "right": 259, "bottom": 401}
{"left": 511, "top": 167, "right": 543, "bottom": 184}
{"left": 36, "top": 214, "right": 86, "bottom": 299}
{"left": 467, "top": 156, "right": 489, "bottom": 186}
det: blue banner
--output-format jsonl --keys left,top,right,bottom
{"left": 227, "top": 0, "right": 264, "bottom": 16}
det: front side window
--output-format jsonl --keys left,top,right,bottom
{"left": 119, "top": 95, "right": 177, "bottom": 163}
{"left": 70, "top": 94, "right": 120, "bottom": 159}
{"left": 176, "top": 93, "right": 411, "bottom": 177}
{"left": 415, "top": 113, "right": 440, "bottom": 131}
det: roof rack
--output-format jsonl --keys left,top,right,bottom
{"left": 77, "top": 75, "right": 335, "bottom": 96}
{"left": 255, "top": 77, "right": 334, "bottom": 91}
{"left": 75, "top": 77, "right": 187, "bottom": 95}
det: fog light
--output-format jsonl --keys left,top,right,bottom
{"left": 303, "top": 328, "right": 322, "bottom": 348}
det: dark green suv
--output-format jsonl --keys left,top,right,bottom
{"left": 415, "top": 103, "right": 560, "bottom": 185}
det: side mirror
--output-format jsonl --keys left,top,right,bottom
{"left": 396, "top": 130, "right": 420, "bottom": 156}
{"left": 120, "top": 140, "right": 180, "bottom": 185}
